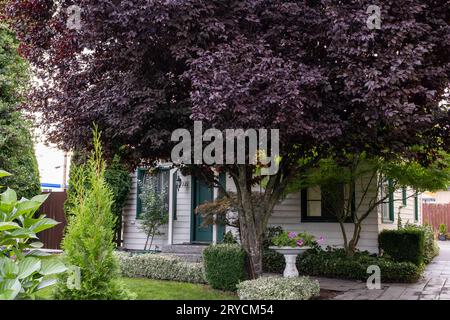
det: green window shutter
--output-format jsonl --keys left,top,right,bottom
{"left": 172, "top": 170, "right": 178, "bottom": 220}
{"left": 300, "top": 188, "right": 308, "bottom": 222}
{"left": 414, "top": 192, "right": 419, "bottom": 222}
{"left": 402, "top": 187, "right": 407, "bottom": 206}
{"left": 136, "top": 168, "right": 146, "bottom": 218}
{"left": 388, "top": 179, "right": 394, "bottom": 222}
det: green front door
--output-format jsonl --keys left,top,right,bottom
{"left": 192, "top": 178, "right": 214, "bottom": 242}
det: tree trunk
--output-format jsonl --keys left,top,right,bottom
{"left": 338, "top": 220, "right": 349, "bottom": 252}
{"left": 238, "top": 214, "right": 264, "bottom": 278}
{"left": 347, "top": 222, "right": 362, "bottom": 256}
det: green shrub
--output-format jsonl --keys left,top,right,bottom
{"left": 237, "top": 276, "right": 320, "bottom": 300}
{"left": 439, "top": 223, "right": 447, "bottom": 235}
{"left": 0, "top": 27, "right": 40, "bottom": 199}
{"left": 66, "top": 153, "right": 131, "bottom": 246}
{"left": 262, "top": 226, "right": 285, "bottom": 273}
{"left": 297, "top": 248, "right": 423, "bottom": 283}
{"left": 262, "top": 249, "right": 285, "bottom": 273}
{"left": 53, "top": 129, "right": 133, "bottom": 300}
{"left": 203, "top": 244, "right": 248, "bottom": 291}
{"left": 222, "top": 231, "right": 238, "bottom": 244}
{"left": 116, "top": 252, "right": 206, "bottom": 284}
{"left": 402, "top": 223, "right": 439, "bottom": 264}
{"left": 379, "top": 229, "right": 425, "bottom": 265}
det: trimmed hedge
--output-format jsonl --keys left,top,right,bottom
{"left": 402, "top": 223, "right": 439, "bottom": 264}
{"left": 116, "top": 252, "right": 206, "bottom": 284}
{"left": 297, "top": 249, "right": 423, "bottom": 283}
{"left": 237, "top": 276, "right": 320, "bottom": 300}
{"left": 203, "top": 244, "right": 248, "bottom": 291}
{"left": 379, "top": 229, "right": 425, "bottom": 265}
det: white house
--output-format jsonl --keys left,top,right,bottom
{"left": 121, "top": 167, "right": 422, "bottom": 254}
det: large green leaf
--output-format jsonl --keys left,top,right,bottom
{"left": 30, "top": 194, "right": 49, "bottom": 204}
{"left": 0, "top": 257, "right": 19, "bottom": 277}
{"left": 1, "top": 188, "right": 17, "bottom": 204}
{"left": 37, "top": 278, "right": 57, "bottom": 290}
{"left": 0, "top": 170, "right": 11, "bottom": 178}
{"left": 25, "top": 250, "right": 52, "bottom": 257}
{"left": 0, "top": 279, "right": 21, "bottom": 300}
{"left": 17, "top": 257, "right": 41, "bottom": 279}
{"left": 29, "top": 218, "right": 59, "bottom": 234}
{"left": 9, "top": 229, "right": 37, "bottom": 239}
{"left": 40, "top": 259, "right": 67, "bottom": 276}
{"left": 14, "top": 200, "right": 43, "bottom": 218}
{"left": 0, "top": 222, "right": 20, "bottom": 231}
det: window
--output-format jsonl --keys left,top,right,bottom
{"left": 136, "top": 168, "right": 170, "bottom": 218}
{"left": 301, "top": 184, "right": 354, "bottom": 222}
{"left": 382, "top": 179, "right": 394, "bottom": 222}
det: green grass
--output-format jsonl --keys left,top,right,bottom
{"left": 37, "top": 277, "right": 237, "bottom": 300}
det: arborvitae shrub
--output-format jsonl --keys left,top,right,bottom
{"left": 53, "top": 129, "right": 134, "bottom": 300}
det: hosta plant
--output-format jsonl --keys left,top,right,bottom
{"left": 0, "top": 171, "right": 67, "bottom": 300}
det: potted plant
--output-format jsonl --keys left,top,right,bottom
{"left": 439, "top": 224, "right": 447, "bottom": 241}
{"left": 269, "top": 231, "right": 317, "bottom": 277}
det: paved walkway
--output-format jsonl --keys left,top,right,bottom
{"left": 316, "top": 242, "right": 450, "bottom": 300}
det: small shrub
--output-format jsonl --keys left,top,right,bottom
{"left": 116, "top": 252, "right": 206, "bottom": 284}
{"left": 262, "top": 249, "right": 285, "bottom": 273}
{"left": 402, "top": 223, "right": 439, "bottom": 264}
{"left": 439, "top": 223, "right": 447, "bottom": 235}
{"left": 297, "top": 248, "right": 422, "bottom": 283}
{"left": 222, "top": 231, "right": 238, "bottom": 244}
{"left": 203, "top": 244, "right": 247, "bottom": 291}
{"left": 237, "top": 276, "right": 320, "bottom": 300}
{"left": 262, "top": 226, "right": 285, "bottom": 273}
{"left": 379, "top": 229, "right": 425, "bottom": 265}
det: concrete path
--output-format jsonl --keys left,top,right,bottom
{"left": 316, "top": 242, "right": 450, "bottom": 300}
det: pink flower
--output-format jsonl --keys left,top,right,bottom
{"left": 288, "top": 232, "right": 297, "bottom": 239}
{"left": 317, "top": 236, "right": 325, "bottom": 244}
{"left": 297, "top": 239, "right": 304, "bottom": 247}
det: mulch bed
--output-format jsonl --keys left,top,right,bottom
{"left": 313, "top": 289, "right": 341, "bottom": 300}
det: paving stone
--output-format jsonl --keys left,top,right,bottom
{"left": 419, "top": 295, "right": 439, "bottom": 300}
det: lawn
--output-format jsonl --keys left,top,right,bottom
{"left": 37, "top": 277, "right": 238, "bottom": 300}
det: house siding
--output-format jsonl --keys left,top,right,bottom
{"left": 122, "top": 172, "right": 422, "bottom": 254}
{"left": 122, "top": 172, "right": 192, "bottom": 250}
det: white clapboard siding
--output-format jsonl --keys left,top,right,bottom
{"left": 122, "top": 172, "right": 422, "bottom": 253}
{"left": 122, "top": 172, "right": 192, "bottom": 250}
{"left": 378, "top": 187, "right": 422, "bottom": 231}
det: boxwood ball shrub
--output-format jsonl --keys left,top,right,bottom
{"left": 379, "top": 229, "right": 425, "bottom": 265}
{"left": 116, "top": 252, "right": 205, "bottom": 284}
{"left": 203, "top": 244, "right": 248, "bottom": 291}
{"left": 237, "top": 276, "right": 320, "bottom": 300}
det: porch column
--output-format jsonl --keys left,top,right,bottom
{"left": 212, "top": 177, "right": 219, "bottom": 244}
{"left": 167, "top": 168, "right": 177, "bottom": 245}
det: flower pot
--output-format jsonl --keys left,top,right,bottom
{"left": 438, "top": 234, "right": 446, "bottom": 241}
{"left": 269, "top": 246, "right": 311, "bottom": 278}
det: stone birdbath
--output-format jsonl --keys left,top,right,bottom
{"left": 269, "top": 246, "right": 311, "bottom": 278}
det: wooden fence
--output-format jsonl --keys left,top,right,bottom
{"left": 38, "top": 191, "right": 67, "bottom": 249}
{"left": 423, "top": 203, "right": 450, "bottom": 232}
